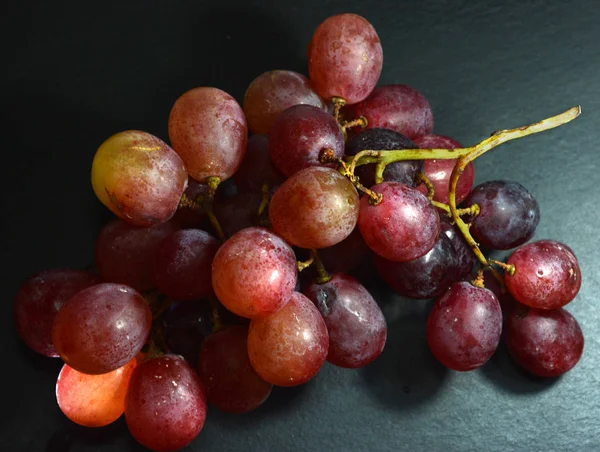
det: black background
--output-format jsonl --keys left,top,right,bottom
{"left": 2, "top": 0, "right": 599, "bottom": 451}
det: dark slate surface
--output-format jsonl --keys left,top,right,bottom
{"left": 2, "top": 0, "right": 599, "bottom": 451}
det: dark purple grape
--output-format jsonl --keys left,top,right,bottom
{"left": 345, "top": 128, "right": 422, "bottom": 188}
{"left": 233, "top": 134, "right": 284, "bottom": 193}
{"left": 318, "top": 228, "right": 370, "bottom": 274}
{"left": 214, "top": 192, "right": 262, "bottom": 238}
{"left": 427, "top": 281, "right": 502, "bottom": 371}
{"left": 374, "top": 234, "right": 460, "bottom": 299}
{"left": 463, "top": 180, "right": 540, "bottom": 250}
{"left": 439, "top": 216, "right": 477, "bottom": 279}
{"left": 505, "top": 306, "right": 584, "bottom": 377}
{"left": 303, "top": 274, "right": 386, "bottom": 368}
{"left": 172, "top": 177, "right": 210, "bottom": 229}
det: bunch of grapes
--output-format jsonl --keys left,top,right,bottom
{"left": 13, "top": 13, "right": 584, "bottom": 452}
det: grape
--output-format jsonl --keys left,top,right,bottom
{"left": 307, "top": 13, "right": 382, "bottom": 104}
{"left": 243, "top": 70, "right": 326, "bottom": 135}
{"left": 56, "top": 358, "right": 136, "bottom": 427}
{"left": 125, "top": 355, "right": 207, "bottom": 452}
{"left": 91, "top": 130, "right": 187, "bottom": 227}
{"left": 199, "top": 326, "right": 272, "bottom": 413}
{"left": 52, "top": 283, "right": 152, "bottom": 375}
{"left": 344, "top": 128, "right": 422, "bottom": 188}
{"left": 427, "top": 281, "right": 502, "bottom": 371}
{"left": 172, "top": 176, "right": 210, "bottom": 229}
{"left": 345, "top": 85, "right": 433, "bottom": 139}
{"left": 212, "top": 227, "right": 297, "bottom": 318}
{"left": 95, "top": 219, "right": 179, "bottom": 292}
{"left": 303, "top": 274, "right": 386, "bottom": 368}
{"left": 248, "top": 292, "right": 328, "bottom": 386}
{"left": 413, "top": 134, "right": 475, "bottom": 205}
{"left": 13, "top": 269, "right": 100, "bottom": 357}
{"left": 505, "top": 306, "right": 584, "bottom": 377}
{"left": 358, "top": 181, "right": 440, "bottom": 262}
{"left": 152, "top": 229, "right": 219, "bottom": 301}
{"left": 168, "top": 87, "right": 247, "bottom": 183}
{"left": 232, "top": 135, "right": 284, "bottom": 193}
{"left": 268, "top": 104, "right": 344, "bottom": 177}
{"left": 214, "top": 192, "right": 262, "bottom": 238}
{"left": 439, "top": 216, "right": 477, "bottom": 279}
{"left": 318, "top": 227, "right": 369, "bottom": 274}
{"left": 269, "top": 166, "right": 360, "bottom": 249}
{"left": 374, "top": 234, "right": 459, "bottom": 299}
{"left": 463, "top": 180, "right": 540, "bottom": 250}
{"left": 505, "top": 240, "right": 581, "bottom": 309}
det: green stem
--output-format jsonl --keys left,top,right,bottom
{"left": 205, "top": 176, "right": 226, "bottom": 241}
{"left": 311, "top": 249, "right": 331, "bottom": 284}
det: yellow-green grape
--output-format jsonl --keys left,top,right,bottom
{"left": 91, "top": 130, "right": 188, "bottom": 227}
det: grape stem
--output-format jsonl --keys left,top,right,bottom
{"left": 205, "top": 176, "right": 226, "bottom": 242}
{"left": 489, "top": 259, "right": 516, "bottom": 276}
{"left": 258, "top": 182, "right": 271, "bottom": 216}
{"left": 297, "top": 254, "right": 315, "bottom": 272}
{"left": 341, "top": 116, "right": 368, "bottom": 133}
{"left": 415, "top": 172, "right": 434, "bottom": 200}
{"left": 311, "top": 249, "right": 331, "bottom": 284}
{"left": 331, "top": 97, "right": 346, "bottom": 123}
{"left": 471, "top": 269, "right": 485, "bottom": 289}
{"left": 178, "top": 192, "right": 201, "bottom": 210}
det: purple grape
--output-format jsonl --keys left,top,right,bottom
{"left": 439, "top": 217, "right": 477, "bottom": 279}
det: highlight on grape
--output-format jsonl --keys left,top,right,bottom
{"left": 13, "top": 12, "right": 583, "bottom": 452}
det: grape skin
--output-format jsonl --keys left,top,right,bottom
{"left": 14, "top": 269, "right": 100, "bottom": 357}
{"left": 269, "top": 166, "right": 360, "bottom": 249}
{"left": 439, "top": 216, "right": 477, "bottom": 279}
{"left": 505, "top": 240, "right": 581, "bottom": 309}
{"left": 91, "top": 130, "right": 188, "bottom": 227}
{"left": 52, "top": 283, "right": 152, "bottom": 375}
{"left": 168, "top": 87, "right": 248, "bottom": 183}
{"left": 214, "top": 192, "right": 262, "bottom": 238}
{"left": 232, "top": 134, "right": 284, "bottom": 194}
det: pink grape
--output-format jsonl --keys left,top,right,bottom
{"left": 125, "top": 355, "right": 207, "bottom": 452}
{"left": 212, "top": 227, "right": 297, "bottom": 318}
{"left": 52, "top": 283, "right": 152, "bottom": 375}
{"left": 358, "top": 181, "right": 440, "bottom": 262}
{"left": 168, "top": 87, "right": 247, "bottom": 183}
{"left": 346, "top": 85, "right": 433, "bottom": 139}
{"left": 243, "top": 70, "right": 326, "bottom": 134}
{"left": 307, "top": 13, "right": 383, "bottom": 104}
{"left": 269, "top": 166, "right": 360, "bottom": 249}
{"left": 14, "top": 269, "right": 100, "bottom": 357}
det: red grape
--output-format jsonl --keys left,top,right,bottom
{"left": 199, "top": 326, "right": 272, "bottom": 413}
{"left": 168, "top": 87, "right": 247, "bottom": 183}
{"left": 95, "top": 219, "right": 179, "bottom": 292}
{"left": 52, "top": 283, "right": 152, "bottom": 375}
{"left": 303, "top": 274, "right": 386, "bottom": 368}
{"left": 346, "top": 85, "right": 433, "bottom": 139}
{"left": 374, "top": 234, "right": 459, "bottom": 299}
{"left": 413, "top": 134, "right": 475, "bottom": 205}
{"left": 91, "top": 130, "right": 188, "bottom": 227}
{"left": 125, "top": 355, "right": 207, "bottom": 452}
{"left": 439, "top": 216, "right": 477, "bottom": 279}
{"left": 14, "top": 269, "right": 100, "bottom": 357}
{"left": 318, "top": 227, "right": 369, "bottom": 274}
{"left": 232, "top": 134, "right": 284, "bottom": 193}
{"left": 172, "top": 176, "right": 210, "bottom": 229}
{"left": 358, "top": 181, "right": 440, "bottom": 262}
{"left": 248, "top": 292, "right": 328, "bottom": 386}
{"left": 345, "top": 128, "right": 422, "bottom": 188}
{"left": 268, "top": 104, "right": 344, "bottom": 177}
{"left": 269, "top": 166, "right": 360, "bottom": 249}
{"left": 307, "top": 13, "right": 382, "bottom": 104}
{"left": 463, "top": 180, "right": 540, "bottom": 250}
{"left": 214, "top": 192, "right": 262, "bottom": 238}
{"left": 427, "top": 282, "right": 502, "bottom": 371}
{"left": 56, "top": 358, "right": 136, "bottom": 427}
{"left": 243, "top": 70, "right": 326, "bottom": 134}
{"left": 505, "top": 240, "right": 581, "bottom": 309}
{"left": 152, "top": 229, "right": 219, "bottom": 301}
{"left": 505, "top": 306, "right": 584, "bottom": 377}
{"left": 212, "top": 227, "right": 297, "bottom": 318}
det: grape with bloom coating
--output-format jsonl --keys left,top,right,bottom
{"left": 168, "top": 87, "right": 247, "bottom": 182}
{"left": 505, "top": 240, "right": 581, "bottom": 309}
{"left": 308, "top": 13, "right": 383, "bottom": 104}
{"left": 125, "top": 355, "right": 207, "bottom": 452}
{"left": 358, "top": 181, "right": 440, "bottom": 262}
{"left": 52, "top": 283, "right": 152, "bottom": 375}
{"left": 56, "top": 358, "right": 137, "bottom": 427}
{"left": 269, "top": 166, "right": 360, "bottom": 249}
{"left": 505, "top": 306, "right": 584, "bottom": 377}
{"left": 91, "top": 130, "right": 187, "bottom": 227}
{"left": 427, "top": 282, "right": 502, "bottom": 371}
{"left": 212, "top": 227, "right": 297, "bottom": 318}
{"left": 14, "top": 269, "right": 100, "bottom": 357}
{"left": 244, "top": 71, "right": 326, "bottom": 135}
{"left": 199, "top": 326, "right": 272, "bottom": 413}
{"left": 248, "top": 292, "right": 328, "bottom": 386}
{"left": 346, "top": 85, "right": 433, "bottom": 139}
